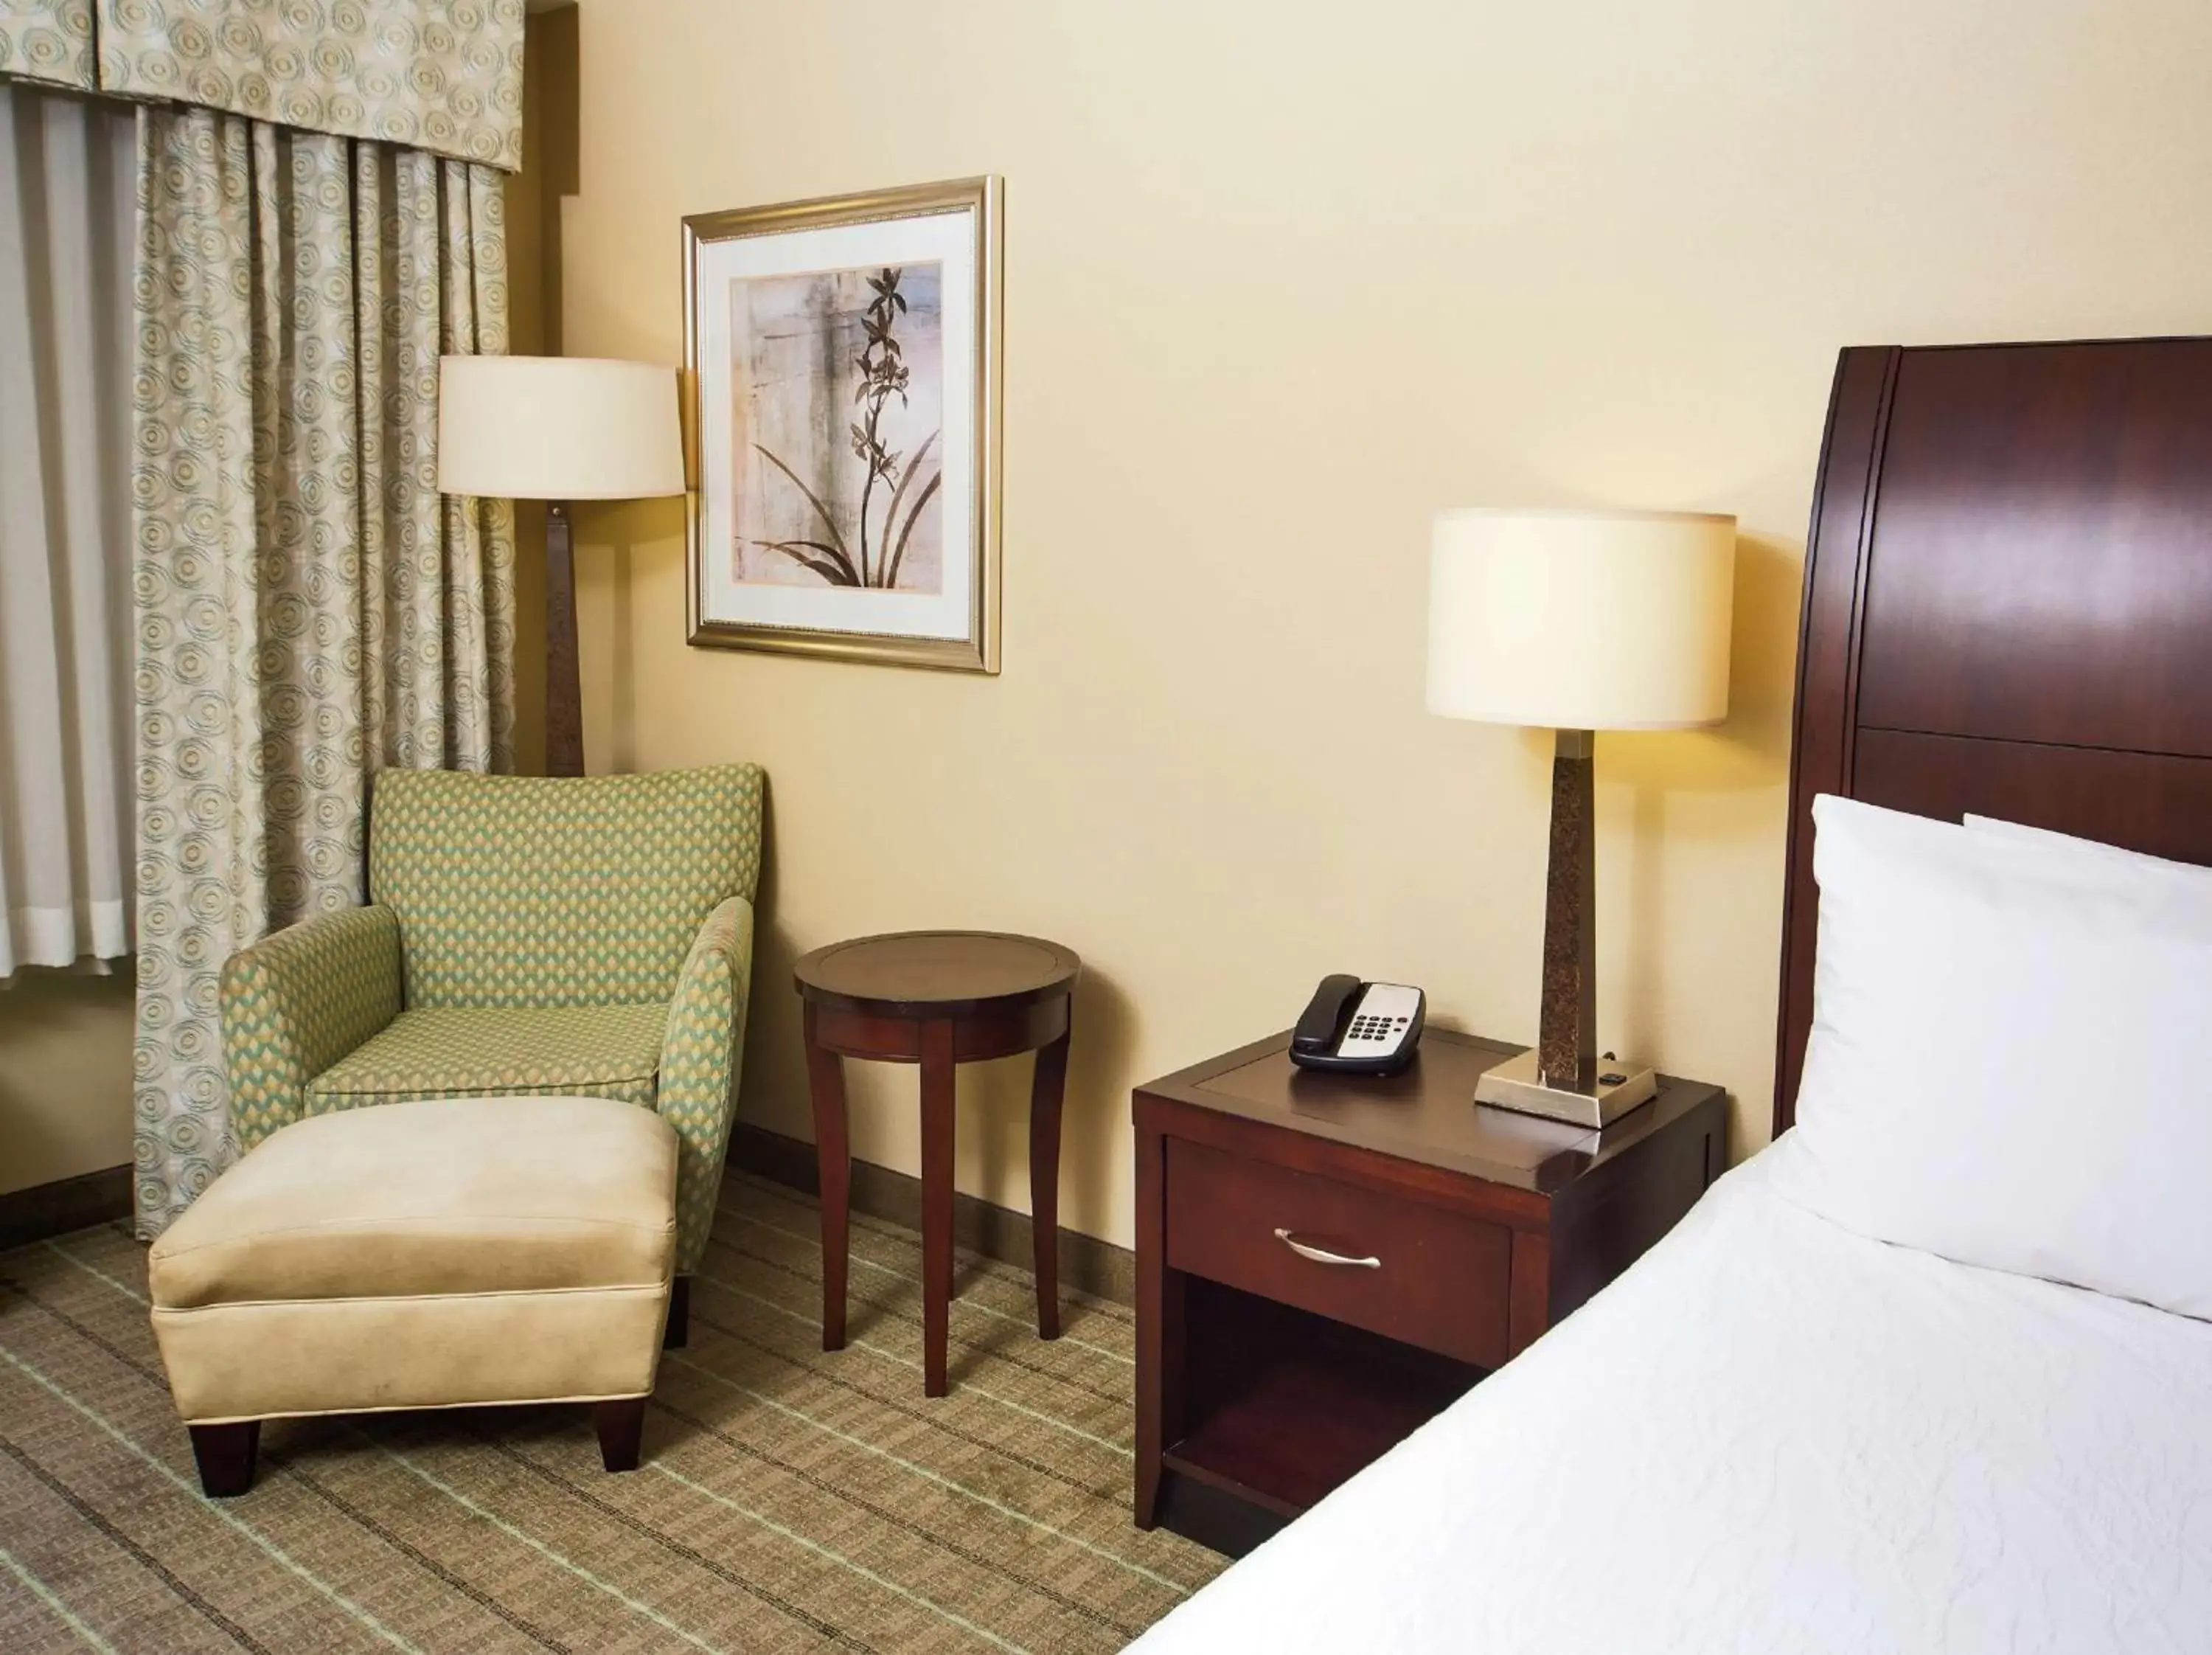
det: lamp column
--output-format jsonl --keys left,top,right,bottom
{"left": 1537, "top": 728, "right": 1596, "bottom": 1092}
{"left": 1428, "top": 504, "right": 1733, "bottom": 1130}
{"left": 544, "top": 502, "right": 582, "bottom": 778}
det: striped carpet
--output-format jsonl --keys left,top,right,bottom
{"left": 0, "top": 1170, "right": 1223, "bottom": 1654}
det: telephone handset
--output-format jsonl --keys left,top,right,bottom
{"left": 1288, "top": 974, "right": 1426, "bottom": 1075}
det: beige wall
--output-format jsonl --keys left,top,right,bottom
{"left": 553, "top": 0, "right": 2212, "bottom": 1248}
{"left": 0, "top": 973, "right": 134, "bottom": 1196}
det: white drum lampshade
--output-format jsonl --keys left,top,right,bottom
{"left": 437, "top": 355, "right": 686, "bottom": 502}
{"left": 436, "top": 355, "right": 685, "bottom": 778}
{"left": 1426, "top": 507, "right": 1735, "bottom": 732}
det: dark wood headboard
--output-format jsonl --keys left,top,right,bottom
{"left": 1774, "top": 338, "right": 2212, "bottom": 1136}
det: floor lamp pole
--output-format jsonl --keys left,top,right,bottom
{"left": 544, "top": 501, "right": 583, "bottom": 777}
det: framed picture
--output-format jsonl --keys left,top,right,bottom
{"left": 683, "top": 176, "right": 1002, "bottom": 673}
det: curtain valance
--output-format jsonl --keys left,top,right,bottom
{"left": 0, "top": 2, "right": 97, "bottom": 89}
{"left": 0, "top": 0, "right": 521, "bottom": 169}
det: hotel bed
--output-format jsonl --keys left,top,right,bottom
{"left": 1130, "top": 337, "right": 2212, "bottom": 1654}
{"left": 1130, "top": 1151, "right": 2212, "bottom": 1653}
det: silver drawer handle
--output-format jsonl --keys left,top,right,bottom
{"left": 1274, "top": 1227, "right": 1380, "bottom": 1269}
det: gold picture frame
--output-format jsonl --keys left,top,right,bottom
{"left": 682, "top": 176, "right": 1002, "bottom": 673}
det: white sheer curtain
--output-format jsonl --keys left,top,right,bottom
{"left": 0, "top": 80, "right": 134, "bottom": 979}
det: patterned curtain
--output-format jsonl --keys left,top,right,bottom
{"left": 97, "top": 0, "right": 523, "bottom": 170}
{"left": 131, "top": 103, "right": 515, "bottom": 1235}
{"left": 3, "top": 4, "right": 521, "bottom": 168}
{"left": 0, "top": 1, "right": 97, "bottom": 90}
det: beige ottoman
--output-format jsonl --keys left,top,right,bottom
{"left": 149, "top": 1095, "right": 679, "bottom": 1497}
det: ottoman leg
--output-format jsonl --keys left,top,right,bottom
{"left": 594, "top": 1398, "right": 646, "bottom": 1472}
{"left": 188, "top": 1421, "right": 260, "bottom": 1498}
{"left": 663, "top": 1275, "right": 690, "bottom": 1350}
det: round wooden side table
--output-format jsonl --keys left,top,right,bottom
{"left": 793, "top": 930, "right": 1080, "bottom": 1398}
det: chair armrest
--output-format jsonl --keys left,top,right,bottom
{"left": 220, "top": 905, "right": 403, "bottom": 1152}
{"left": 658, "top": 895, "right": 754, "bottom": 1272}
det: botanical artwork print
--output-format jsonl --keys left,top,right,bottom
{"left": 686, "top": 181, "right": 996, "bottom": 670}
{"left": 728, "top": 262, "right": 945, "bottom": 594}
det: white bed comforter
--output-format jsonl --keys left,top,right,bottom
{"left": 1128, "top": 1151, "right": 2212, "bottom": 1654}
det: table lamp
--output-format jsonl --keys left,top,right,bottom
{"left": 1427, "top": 507, "right": 1734, "bottom": 1127}
{"left": 438, "top": 356, "right": 686, "bottom": 776}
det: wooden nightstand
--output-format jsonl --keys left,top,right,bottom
{"left": 1133, "top": 1027, "right": 1725, "bottom": 1554}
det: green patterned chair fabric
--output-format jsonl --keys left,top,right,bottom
{"left": 309, "top": 1005, "right": 669, "bottom": 1108}
{"left": 219, "top": 766, "right": 765, "bottom": 1271}
{"left": 369, "top": 768, "right": 764, "bottom": 1009}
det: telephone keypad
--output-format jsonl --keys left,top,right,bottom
{"left": 1338, "top": 983, "right": 1424, "bottom": 1055}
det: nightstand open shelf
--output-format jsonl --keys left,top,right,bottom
{"left": 1135, "top": 1027, "right": 1725, "bottom": 1556}
{"left": 1162, "top": 1278, "right": 1482, "bottom": 1520}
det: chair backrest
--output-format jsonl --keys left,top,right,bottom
{"left": 368, "top": 765, "right": 765, "bottom": 1009}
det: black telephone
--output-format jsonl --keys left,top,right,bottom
{"left": 1289, "top": 974, "right": 1426, "bottom": 1075}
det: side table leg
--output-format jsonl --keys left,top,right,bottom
{"left": 1029, "top": 1013, "right": 1071, "bottom": 1341}
{"left": 919, "top": 1018, "right": 957, "bottom": 1398}
{"left": 804, "top": 1002, "right": 851, "bottom": 1353}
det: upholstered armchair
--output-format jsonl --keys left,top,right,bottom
{"left": 218, "top": 765, "right": 765, "bottom": 1327}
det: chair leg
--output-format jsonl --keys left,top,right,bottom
{"left": 188, "top": 1420, "right": 260, "bottom": 1498}
{"left": 663, "top": 1275, "right": 690, "bottom": 1350}
{"left": 594, "top": 1398, "right": 646, "bottom": 1472}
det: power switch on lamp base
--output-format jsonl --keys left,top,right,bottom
{"left": 1473, "top": 1049, "right": 1658, "bottom": 1131}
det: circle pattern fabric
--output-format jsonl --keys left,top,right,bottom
{"left": 94, "top": 0, "right": 524, "bottom": 170}
{"left": 0, "top": 2, "right": 97, "bottom": 91}
{"left": 132, "top": 101, "right": 515, "bottom": 1237}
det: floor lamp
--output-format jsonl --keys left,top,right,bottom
{"left": 438, "top": 356, "right": 686, "bottom": 776}
{"left": 1425, "top": 507, "right": 1735, "bottom": 1128}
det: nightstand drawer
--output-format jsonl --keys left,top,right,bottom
{"left": 1164, "top": 1137, "right": 1511, "bottom": 1368}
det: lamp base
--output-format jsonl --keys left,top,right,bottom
{"left": 1473, "top": 1049, "right": 1658, "bottom": 1130}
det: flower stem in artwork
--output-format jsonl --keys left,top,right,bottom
{"left": 751, "top": 265, "right": 942, "bottom": 589}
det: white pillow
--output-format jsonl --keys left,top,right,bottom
{"left": 1767, "top": 794, "right": 2212, "bottom": 1321}
{"left": 1965, "top": 813, "right": 2212, "bottom": 885}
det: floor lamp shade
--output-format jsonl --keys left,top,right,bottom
{"left": 1426, "top": 507, "right": 1735, "bottom": 732}
{"left": 437, "top": 356, "right": 686, "bottom": 502}
{"left": 436, "top": 355, "right": 684, "bottom": 780}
